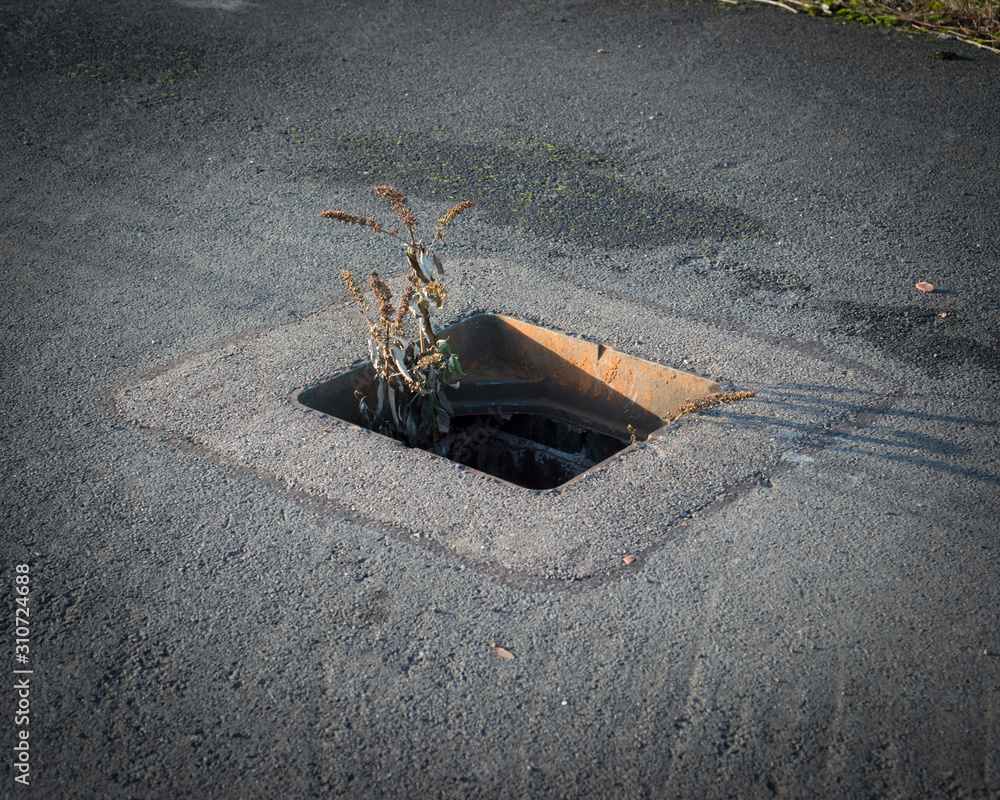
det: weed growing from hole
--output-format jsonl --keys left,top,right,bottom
{"left": 323, "top": 186, "right": 474, "bottom": 452}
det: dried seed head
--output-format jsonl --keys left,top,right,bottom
{"left": 373, "top": 184, "right": 406, "bottom": 207}
{"left": 437, "top": 200, "right": 474, "bottom": 229}
{"left": 417, "top": 351, "right": 445, "bottom": 370}
{"left": 424, "top": 280, "right": 447, "bottom": 307}
{"left": 369, "top": 269, "right": 394, "bottom": 320}
{"left": 394, "top": 272, "right": 419, "bottom": 333}
{"left": 323, "top": 210, "right": 362, "bottom": 225}
{"left": 341, "top": 269, "right": 369, "bottom": 313}
{"left": 323, "top": 210, "right": 385, "bottom": 234}
{"left": 678, "top": 390, "right": 757, "bottom": 415}
{"left": 373, "top": 185, "right": 418, "bottom": 230}
{"left": 399, "top": 207, "right": 418, "bottom": 230}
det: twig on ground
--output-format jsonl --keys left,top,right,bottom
{"left": 714, "top": 0, "right": 999, "bottom": 54}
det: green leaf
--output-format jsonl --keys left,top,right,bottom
{"left": 437, "top": 388, "right": 453, "bottom": 415}
{"left": 358, "top": 394, "right": 372, "bottom": 426}
{"left": 392, "top": 347, "right": 413, "bottom": 382}
{"left": 436, "top": 403, "right": 451, "bottom": 434}
{"left": 387, "top": 385, "right": 399, "bottom": 425}
{"left": 376, "top": 380, "right": 387, "bottom": 418}
{"left": 410, "top": 248, "right": 432, "bottom": 282}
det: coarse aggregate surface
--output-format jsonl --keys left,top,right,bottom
{"left": 1, "top": 0, "right": 998, "bottom": 798}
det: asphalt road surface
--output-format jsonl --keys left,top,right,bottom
{"left": 2, "top": 0, "right": 999, "bottom": 797}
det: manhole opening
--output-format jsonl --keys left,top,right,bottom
{"left": 440, "top": 412, "right": 628, "bottom": 491}
{"left": 296, "top": 314, "right": 722, "bottom": 491}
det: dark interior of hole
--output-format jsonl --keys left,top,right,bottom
{"left": 435, "top": 413, "right": 628, "bottom": 491}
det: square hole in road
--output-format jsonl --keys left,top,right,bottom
{"left": 295, "top": 314, "right": 722, "bottom": 490}
{"left": 114, "top": 258, "right": 902, "bottom": 584}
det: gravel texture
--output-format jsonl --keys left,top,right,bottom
{"left": 2, "top": 0, "right": 999, "bottom": 798}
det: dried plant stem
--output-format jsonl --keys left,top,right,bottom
{"left": 678, "top": 390, "right": 758, "bottom": 415}
{"left": 718, "top": 0, "right": 999, "bottom": 52}
{"left": 325, "top": 186, "right": 470, "bottom": 451}
{"left": 721, "top": 0, "right": 799, "bottom": 12}
{"left": 382, "top": 323, "right": 391, "bottom": 381}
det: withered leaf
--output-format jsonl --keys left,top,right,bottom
{"left": 491, "top": 643, "right": 515, "bottom": 660}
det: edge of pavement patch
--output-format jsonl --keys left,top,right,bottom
{"left": 103, "top": 259, "right": 904, "bottom": 588}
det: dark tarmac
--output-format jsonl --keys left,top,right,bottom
{"left": 2, "top": 1, "right": 999, "bottom": 797}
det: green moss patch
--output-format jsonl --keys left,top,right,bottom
{"left": 291, "top": 129, "right": 769, "bottom": 249}
{"left": 0, "top": 13, "right": 204, "bottom": 83}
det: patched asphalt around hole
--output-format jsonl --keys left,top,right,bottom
{"left": 682, "top": 254, "right": 998, "bottom": 376}
{"left": 833, "top": 301, "right": 999, "bottom": 377}
{"left": 282, "top": 128, "right": 771, "bottom": 249}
